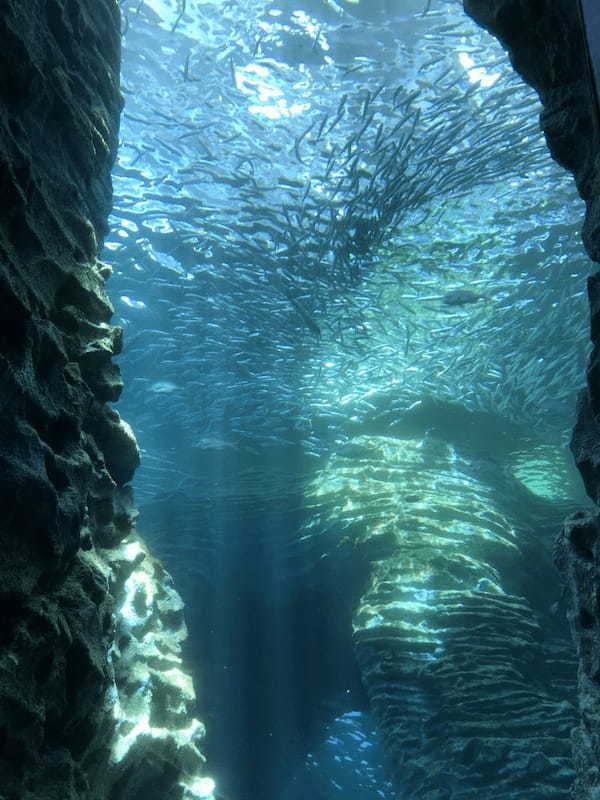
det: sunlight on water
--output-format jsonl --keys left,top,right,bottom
{"left": 109, "top": 0, "right": 590, "bottom": 796}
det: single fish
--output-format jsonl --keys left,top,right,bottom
{"left": 191, "top": 435, "right": 237, "bottom": 451}
{"left": 149, "top": 381, "right": 179, "bottom": 394}
{"left": 442, "top": 289, "right": 487, "bottom": 306}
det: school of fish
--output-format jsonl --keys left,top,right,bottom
{"left": 109, "top": 0, "right": 591, "bottom": 504}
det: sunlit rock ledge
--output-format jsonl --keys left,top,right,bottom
{"left": 305, "top": 432, "right": 577, "bottom": 797}
{"left": 84, "top": 533, "right": 215, "bottom": 800}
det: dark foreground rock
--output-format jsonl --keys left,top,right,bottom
{"left": 463, "top": 2, "right": 600, "bottom": 798}
{"left": 556, "top": 513, "right": 600, "bottom": 799}
{"left": 0, "top": 3, "right": 211, "bottom": 799}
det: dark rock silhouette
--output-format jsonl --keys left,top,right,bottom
{"left": 464, "top": 1, "right": 600, "bottom": 798}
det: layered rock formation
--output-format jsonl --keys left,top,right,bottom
{"left": 305, "top": 401, "right": 578, "bottom": 798}
{"left": 462, "top": 1, "right": 600, "bottom": 798}
{"left": 0, "top": 2, "right": 211, "bottom": 799}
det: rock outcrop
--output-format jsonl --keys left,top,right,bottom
{"left": 462, "top": 2, "right": 600, "bottom": 798}
{"left": 0, "top": 3, "right": 211, "bottom": 799}
{"left": 306, "top": 406, "right": 578, "bottom": 798}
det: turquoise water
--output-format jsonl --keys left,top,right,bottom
{"left": 107, "top": 1, "right": 591, "bottom": 797}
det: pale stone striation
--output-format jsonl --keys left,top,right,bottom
{"left": 0, "top": 2, "right": 211, "bottom": 799}
{"left": 87, "top": 534, "right": 212, "bottom": 800}
{"left": 305, "top": 420, "right": 577, "bottom": 797}
{"left": 463, "top": 2, "right": 600, "bottom": 798}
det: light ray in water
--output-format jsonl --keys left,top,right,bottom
{"left": 109, "top": 1, "right": 589, "bottom": 798}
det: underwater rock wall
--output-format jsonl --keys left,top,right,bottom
{"left": 92, "top": 533, "right": 211, "bottom": 800}
{"left": 0, "top": 3, "right": 209, "bottom": 799}
{"left": 463, "top": 1, "right": 600, "bottom": 798}
{"left": 309, "top": 429, "right": 576, "bottom": 797}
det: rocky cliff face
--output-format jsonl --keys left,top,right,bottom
{"left": 0, "top": 3, "right": 210, "bottom": 799}
{"left": 304, "top": 401, "right": 578, "bottom": 798}
{"left": 463, "top": 1, "right": 600, "bottom": 798}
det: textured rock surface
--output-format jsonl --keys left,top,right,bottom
{"left": 462, "top": 2, "right": 600, "bottom": 798}
{"left": 306, "top": 418, "right": 578, "bottom": 798}
{"left": 0, "top": 2, "right": 211, "bottom": 799}
{"left": 556, "top": 514, "right": 600, "bottom": 800}
{"left": 91, "top": 534, "right": 212, "bottom": 800}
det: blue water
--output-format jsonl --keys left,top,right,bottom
{"left": 111, "top": 0, "right": 590, "bottom": 514}
{"left": 106, "top": 1, "right": 590, "bottom": 797}
{"left": 283, "top": 712, "right": 399, "bottom": 799}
